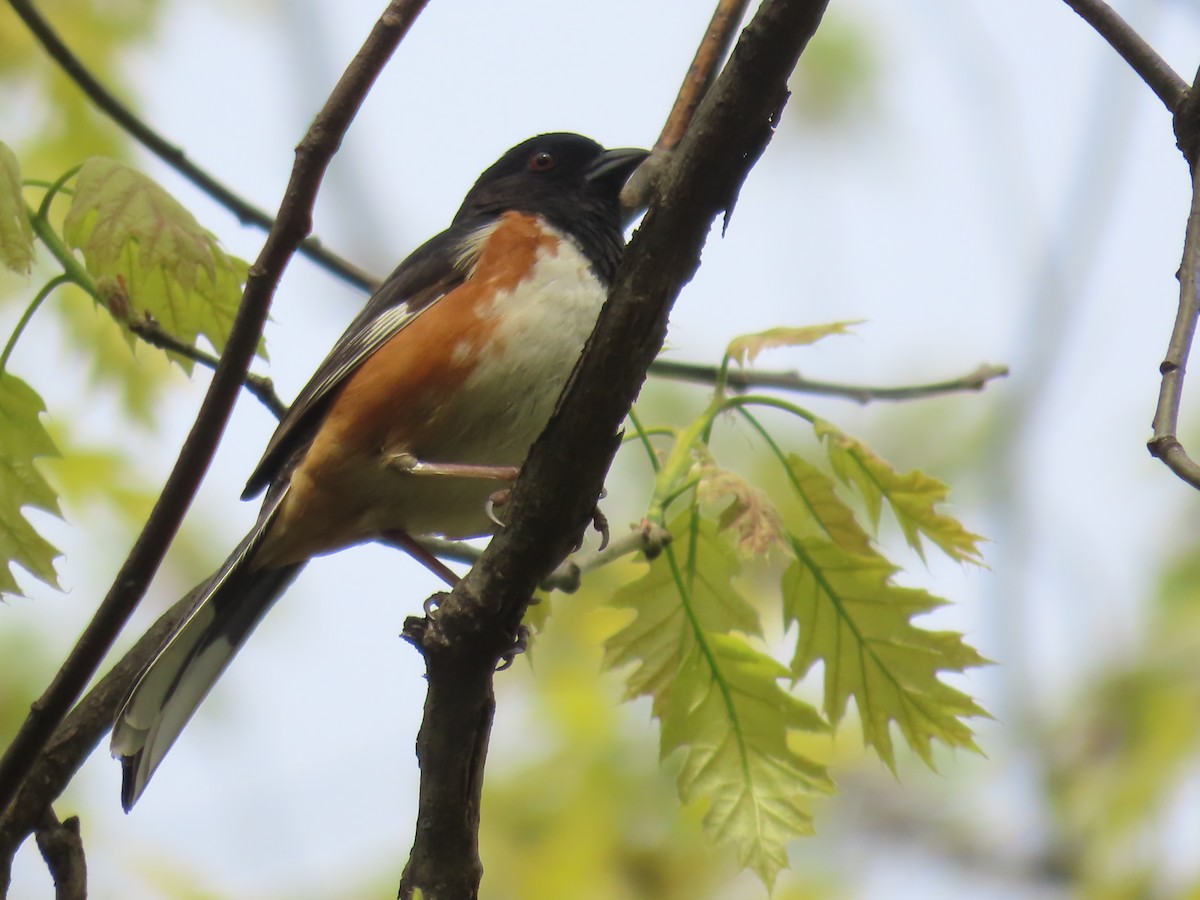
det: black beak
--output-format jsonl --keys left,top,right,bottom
{"left": 586, "top": 147, "right": 651, "bottom": 188}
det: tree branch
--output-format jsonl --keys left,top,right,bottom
{"left": 414, "top": 520, "right": 673, "bottom": 594}
{"left": 0, "top": 596, "right": 191, "bottom": 894}
{"left": 397, "top": 0, "right": 830, "bottom": 896}
{"left": 0, "top": 0, "right": 428, "bottom": 831}
{"left": 34, "top": 810, "right": 86, "bottom": 900}
{"left": 1060, "top": 0, "right": 1187, "bottom": 113}
{"left": 128, "top": 316, "right": 288, "bottom": 419}
{"left": 649, "top": 359, "right": 1009, "bottom": 402}
{"left": 1148, "top": 143, "right": 1200, "bottom": 488}
{"left": 621, "top": 0, "right": 750, "bottom": 213}
{"left": 5, "top": 0, "right": 379, "bottom": 293}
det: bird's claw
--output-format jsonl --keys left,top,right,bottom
{"left": 485, "top": 488, "right": 512, "bottom": 528}
{"left": 591, "top": 505, "right": 610, "bottom": 551}
{"left": 495, "top": 624, "right": 530, "bottom": 671}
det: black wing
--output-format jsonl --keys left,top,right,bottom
{"left": 241, "top": 222, "right": 482, "bottom": 499}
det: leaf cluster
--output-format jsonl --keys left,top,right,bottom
{"left": 600, "top": 325, "right": 989, "bottom": 887}
{"left": 0, "top": 143, "right": 250, "bottom": 595}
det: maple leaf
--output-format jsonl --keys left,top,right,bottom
{"left": 0, "top": 373, "right": 61, "bottom": 595}
{"left": 0, "top": 141, "right": 34, "bottom": 275}
{"left": 816, "top": 419, "right": 985, "bottom": 564}
{"left": 62, "top": 158, "right": 251, "bottom": 366}
{"left": 782, "top": 452, "right": 873, "bottom": 555}
{"left": 726, "top": 321, "right": 862, "bottom": 367}
{"left": 783, "top": 534, "right": 989, "bottom": 768}
{"left": 604, "top": 515, "right": 760, "bottom": 710}
{"left": 663, "top": 634, "right": 831, "bottom": 888}
{"left": 604, "top": 514, "right": 829, "bottom": 888}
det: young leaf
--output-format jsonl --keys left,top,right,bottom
{"left": 816, "top": 419, "right": 985, "bottom": 564}
{"left": 0, "top": 373, "right": 62, "bottom": 595}
{"left": 604, "top": 516, "right": 761, "bottom": 709}
{"left": 62, "top": 158, "right": 250, "bottom": 364}
{"left": 782, "top": 453, "right": 873, "bottom": 555}
{"left": 726, "top": 321, "right": 861, "bottom": 367}
{"left": 663, "top": 634, "right": 831, "bottom": 888}
{"left": 0, "top": 141, "right": 34, "bottom": 274}
{"left": 604, "top": 515, "right": 829, "bottom": 888}
{"left": 695, "top": 463, "right": 787, "bottom": 557}
{"left": 783, "top": 535, "right": 988, "bottom": 768}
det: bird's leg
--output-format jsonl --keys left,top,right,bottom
{"left": 382, "top": 529, "right": 461, "bottom": 587}
{"left": 386, "top": 452, "right": 519, "bottom": 483}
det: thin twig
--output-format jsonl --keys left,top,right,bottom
{"left": 650, "top": 359, "right": 1009, "bottom": 403}
{"left": 621, "top": 0, "right": 750, "bottom": 214}
{"left": 0, "top": 0, "right": 429, "bottom": 825}
{"left": 1148, "top": 144, "right": 1200, "bottom": 488}
{"left": 656, "top": 0, "right": 752, "bottom": 153}
{"left": 5, "top": 0, "right": 379, "bottom": 294}
{"left": 413, "top": 521, "right": 673, "bottom": 594}
{"left": 1061, "top": 0, "right": 1187, "bottom": 113}
{"left": 128, "top": 317, "right": 287, "bottom": 418}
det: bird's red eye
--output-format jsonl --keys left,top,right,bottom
{"left": 529, "top": 151, "right": 557, "bottom": 172}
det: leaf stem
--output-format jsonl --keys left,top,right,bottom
{"left": 0, "top": 274, "right": 70, "bottom": 376}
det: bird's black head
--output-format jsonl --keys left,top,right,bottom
{"left": 454, "top": 133, "right": 649, "bottom": 283}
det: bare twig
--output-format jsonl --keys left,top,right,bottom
{"left": 398, "top": 0, "right": 830, "bottom": 895}
{"left": 1148, "top": 149, "right": 1200, "bottom": 488}
{"left": 34, "top": 810, "right": 86, "bottom": 900}
{"left": 128, "top": 316, "right": 288, "bottom": 418}
{"left": 650, "top": 359, "right": 1010, "bottom": 402}
{"left": 655, "top": 0, "right": 752, "bottom": 153}
{"left": 5, "top": 0, "right": 379, "bottom": 293}
{"left": 621, "top": 0, "right": 750, "bottom": 213}
{"left": 0, "top": 0, "right": 429, "bottom": 828}
{"left": 413, "top": 521, "right": 673, "bottom": 594}
{"left": 1061, "top": 0, "right": 1187, "bottom": 113}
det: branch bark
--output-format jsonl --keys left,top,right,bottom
{"left": 1060, "top": 0, "right": 1187, "bottom": 112}
{"left": 34, "top": 811, "right": 86, "bottom": 900}
{"left": 649, "top": 359, "right": 1009, "bottom": 402}
{"left": 397, "top": 0, "right": 830, "bottom": 896}
{"left": 0, "top": 0, "right": 428, "bottom": 836}
{"left": 1148, "top": 140, "right": 1200, "bottom": 487}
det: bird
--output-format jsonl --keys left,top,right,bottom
{"left": 110, "top": 132, "right": 649, "bottom": 811}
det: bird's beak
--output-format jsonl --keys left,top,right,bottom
{"left": 586, "top": 147, "right": 651, "bottom": 187}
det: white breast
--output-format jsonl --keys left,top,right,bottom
{"left": 365, "top": 226, "right": 608, "bottom": 539}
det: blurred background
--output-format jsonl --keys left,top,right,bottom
{"left": 4, "top": 0, "right": 1200, "bottom": 896}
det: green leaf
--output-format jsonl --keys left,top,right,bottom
{"left": 0, "top": 373, "right": 61, "bottom": 595}
{"left": 782, "top": 453, "right": 873, "bottom": 555}
{"left": 62, "top": 158, "right": 250, "bottom": 365}
{"left": 783, "top": 535, "right": 988, "bottom": 768}
{"left": 726, "top": 321, "right": 862, "bottom": 367}
{"left": 0, "top": 141, "right": 34, "bottom": 274}
{"left": 605, "top": 516, "right": 761, "bottom": 709}
{"left": 816, "top": 419, "right": 985, "bottom": 564}
{"left": 663, "top": 634, "right": 831, "bottom": 888}
{"left": 604, "top": 514, "right": 829, "bottom": 888}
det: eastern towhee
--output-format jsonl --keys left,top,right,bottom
{"left": 110, "top": 133, "right": 649, "bottom": 810}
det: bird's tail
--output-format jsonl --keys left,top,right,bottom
{"left": 111, "top": 496, "right": 303, "bottom": 811}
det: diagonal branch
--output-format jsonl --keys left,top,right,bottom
{"left": 128, "top": 316, "right": 288, "bottom": 418}
{"left": 397, "top": 0, "right": 830, "bottom": 896}
{"left": 1060, "top": 0, "right": 1187, "bottom": 113}
{"left": 621, "top": 0, "right": 750, "bottom": 214}
{"left": 5, "top": 0, "right": 379, "bottom": 293}
{"left": 0, "top": 0, "right": 429, "bottom": 830}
